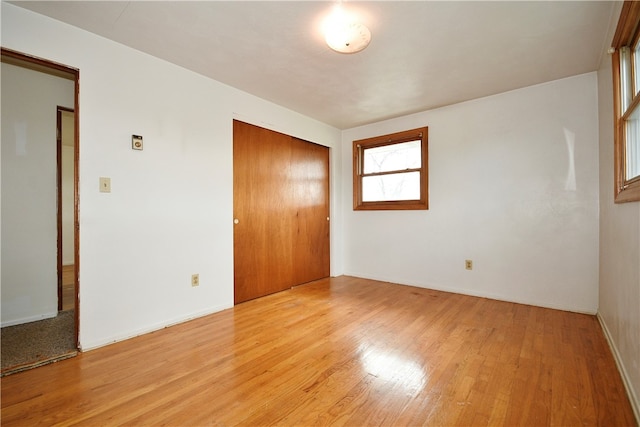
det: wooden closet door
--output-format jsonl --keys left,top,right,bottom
{"left": 233, "top": 120, "right": 294, "bottom": 304}
{"left": 291, "top": 138, "right": 330, "bottom": 285}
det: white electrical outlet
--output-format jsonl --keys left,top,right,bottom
{"left": 191, "top": 274, "right": 199, "bottom": 287}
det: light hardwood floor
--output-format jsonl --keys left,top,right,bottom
{"left": 61, "top": 264, "right": 75, "bottom": 312}
{"left": 1, "top": 276, "right": 636, "bottom": 426}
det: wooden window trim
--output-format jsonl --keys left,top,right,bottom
{"left": 612, "top": 1, "right": 640, "bottom": 203}
{"left": 353, "top": 127, "right": 428, "bottom": 211}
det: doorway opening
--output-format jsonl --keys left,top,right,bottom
{"left": 1, "top": 48, "right": 80, "bottom": 375}
{"left": 57, "top": 106, "right": 76, "bottom": 313}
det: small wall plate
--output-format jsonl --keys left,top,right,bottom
{"left": 132, "top": 134, "right": 143, "bottom": 150}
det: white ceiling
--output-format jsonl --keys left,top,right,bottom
{"left": 12, "top": 1, "right": 616, "bottom": 129}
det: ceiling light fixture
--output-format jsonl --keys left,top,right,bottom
{"left": 323, "top": 3, "right": 371, "bottom": 54}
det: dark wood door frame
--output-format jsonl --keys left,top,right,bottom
{"left": 1, "top": 47, "right": 81, "bottom": 348}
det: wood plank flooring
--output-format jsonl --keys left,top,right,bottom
{"left": 1, "top": 276, "right": 636, "bottom": 426}
{"left": 62, "top": 264, "right": 75, "bottom": 312}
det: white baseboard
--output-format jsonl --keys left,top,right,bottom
{"left": 1, "top": 311, "right": 58, "bottom": 328}
{"left": 597, "top": 313, "right": 640, "bottom": 424}
{"left": 79, "top": 303, "right": 232, "bottom": 351}
{"left": 343, "top": 272, "right": 597, "bottom": 315}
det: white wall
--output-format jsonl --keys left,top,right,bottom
{"left": 1, "top": 3, "right": 342, "bottom": 349}
{"left": 342, "top": 73, "right": 600, "bottom": 314}
{"left": 597, "top": 5, "right": 640, "bottom": 415}
{"left": 1, "top": 62, "right": 74, "bottom": 326}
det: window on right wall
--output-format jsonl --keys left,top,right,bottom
{"left": 612, "top": 1, "right": 640, "bottom": 203}
{"left": 353, "top": 127, "right": 428, "bottom": 211}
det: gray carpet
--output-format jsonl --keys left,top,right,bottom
{"left": 1, "top": 310, "right": 77, "bottom": 376}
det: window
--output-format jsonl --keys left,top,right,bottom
{"left": 612, "top": 1, "right": 640, "bottom": 202}
{"left": 353, "top": 127, "right": 428, "bottom": 210}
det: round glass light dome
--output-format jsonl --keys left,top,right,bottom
{"left": 323, "top": 5, "right": 371, "bottom": 54}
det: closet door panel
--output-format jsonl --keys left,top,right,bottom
{"left": 291, "top": 138, "right": 330, "bottom": 285}
{"left": 233, "top": 120, "right": 294, "bottom": 304}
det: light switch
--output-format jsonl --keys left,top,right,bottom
{"left": 99, "top": 177, "right": 111, "bottom": 193}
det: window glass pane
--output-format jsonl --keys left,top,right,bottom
{"left": 626, "top": 104, "right": 640, "bottom": 180}
{"left": 621, "top": 46, "right": 633, "bottom": 112}
{"left": 363, "top": 140, "right": 421, "bottom": 174}
{"left": 635, "top": 41, "right": 640, "bottom": 96}
{"left": 362, "top": 171, "right": 420, "bottom": 202}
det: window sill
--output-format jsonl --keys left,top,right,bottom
{"left": 354, "top": 200, "right": 428, "bottom": 211}
{"left": 615, "top": 179, "right": 640, "bottom": 203}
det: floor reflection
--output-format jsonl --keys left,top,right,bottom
{"left": 358, "top": 343, "right": 426, "bottom": 396}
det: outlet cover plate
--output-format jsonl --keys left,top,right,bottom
{"left": 99, "top": 177, "right": 111, "bottom": 193}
